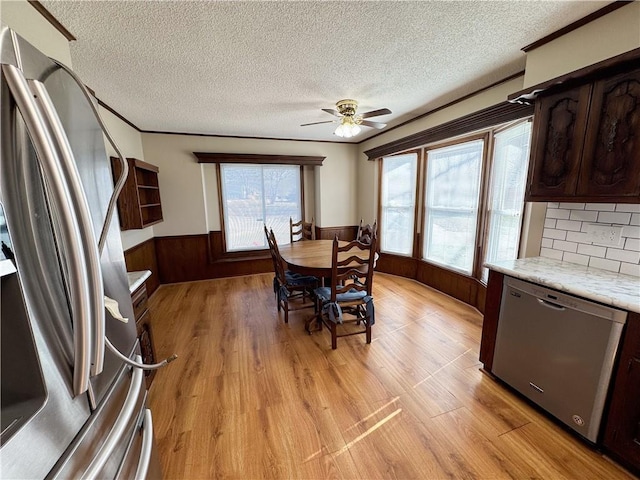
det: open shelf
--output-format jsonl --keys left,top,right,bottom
{"left": 111, "top": 157, "right": 164, "bottom": 230}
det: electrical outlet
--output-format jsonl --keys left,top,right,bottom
{"left": 584, "top": 224, "right": 623, "bottom": 246}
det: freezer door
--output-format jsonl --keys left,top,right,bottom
{"left": 117, "top": 409, "right": 163, "bottom": 480}
{"left": 48, "top": 358, "right": 147, "bottom": 479}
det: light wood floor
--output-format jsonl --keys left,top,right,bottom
{"left": 147, "top": 273, "right": 635, "bottom": 479}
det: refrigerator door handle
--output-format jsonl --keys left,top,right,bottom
{"left": 81, "top": 358, "right": 144, "bottom": 480}
{"left": 28, "top": 80, "right": 106, "bottom": 377}
{"left": 135, "top": 409, "right": 154, "bottom": 480}
{"left": 2, "top": 63, "right": 92, "bottom": 396}
{"left": 49, "top": 59, "right": 129, "bottom": 254}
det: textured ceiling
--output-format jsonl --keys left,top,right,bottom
{"left": 41, "top": 0, "right": 608, "bottom": 143}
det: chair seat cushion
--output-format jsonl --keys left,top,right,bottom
{"left": 314, "top": 287, "right": 367, "bottom": 303}
{"left": 285, "top": 270, "right": 318, "bottom": 286}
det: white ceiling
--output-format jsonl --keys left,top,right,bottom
{"left": 41, "top": 0, "right": 608, "bottom": 143}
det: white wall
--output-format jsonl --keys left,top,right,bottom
{"left": 99, "top": 107, "right": 154, "bottom": 250}
{"left": 524, "top": 2, "right": 640, "bottom": 87}
{"left": 0, "top": 0, "right": 73, "bottom": 66}
{"left": 141, "top": 133, "right": 355, "bottom": 237}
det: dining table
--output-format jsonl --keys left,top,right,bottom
{"left": 278, "top": 239, "right": 378, "bottom": 278}
{"left": 278, "top": 239, "right": 376, "bottom": 333}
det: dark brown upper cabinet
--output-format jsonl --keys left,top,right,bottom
{"left": 578, "top": 70, "right": 640, "bottom": 198}
{"left": 510, "top": 48, "right": 640, "bottom": 204}
{"left": 526, "top": 68, "right": 640, "bottom": 203}
{"left": 528, "top": 85, "right": 592, "bottom": 199}
{"left": 110, "top": 157, "right": 164, "bottom": 230}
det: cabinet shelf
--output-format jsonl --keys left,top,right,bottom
{"left": 111, "top": 157, "right": 164, "bottom": 230}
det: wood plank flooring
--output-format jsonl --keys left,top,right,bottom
{"left": 147, "top": 273, "right": 635, "bottom": 479}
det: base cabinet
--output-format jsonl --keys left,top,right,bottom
{"left": 131, "top": 283, "right": 157, "bottom": 386}
{"left": 603, "top": 312, "right": 640, "bottom": 474}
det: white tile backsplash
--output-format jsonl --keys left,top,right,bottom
{"left": 585, "top": 203, "right": 616, "bottom": 211}
{"left": 540, "top": 203, "right": 640, "bottom": 277}
{"left": 597, "top": 211, "right": 632, "bottom": 224}
{"left": 569, "top": 210, "right": 598, "bottom": 222}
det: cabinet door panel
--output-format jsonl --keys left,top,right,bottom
{"left": 579, "top": 70, "right": 640, "bottom": 198}
{"left": 527, "top": 85, "right": 591, "bottom": 199}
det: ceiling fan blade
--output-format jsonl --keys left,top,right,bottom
{"left": 360, "top": 120, "right": 387, "bottom": 129}
{"left": 300, "top": 120, "right": 336, "bottom": 127}
{"left": 321, "top": 108, "right": 342, "bottom": 117}
{"left": 360, "top": 108, "right": 392, "bottom": 119}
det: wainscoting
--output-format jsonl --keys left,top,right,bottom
{"left": 123, "top": 237, "right": 160, "bottom": 295}
{"left": 124, "top": 226, "right": 486, "bottom": 315}
{"left": 376, "top": 252, "right": 487, "bottom": 314}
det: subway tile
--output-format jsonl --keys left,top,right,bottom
{"left": 559, "top": 202, "right": 585, "bottom": 210}
{"left": 620, "top": 262, "right": 640, "bottom": 277}
{"left": 597, "top": 211, "right": 632, "bottom": 225}
{"left": 566, "top": 231, "right": 592, "bottom": 244}
{"left": 544, "top": 218, "right": 557, "bottom": 229}
{"left": 615, "top": 204, "right": 640, "bottom": 213}
{"left": 631, "top": 213, "right": 640, "bottom": 226}
{"left": 622, "top": 225, "right": 640, "bottom": 239}
{"left": 543, "top": 228, "right": 567, "bottom": 240}
{"left": 625, "top": 238, "right": 640, "bottom": 252}
{"left": 606, "top": 248, "right": 640, "bottom": 264}
{"left": 547, "top": 202, "right": 560, "bottom": 208}
{"left": 540, "top": 248, "right": 563, "bottom": 260}
{"left": 541, "top": 238, "right": 554, "bottom": 248}
{"left": 553, "top": 240, "right": 578, "bottom": 253}
{"left": 562, "top": 252, "right": 590, "bottom": 266}
{"left": 585, "top": 203, "right": 616, "bottom": 211}
{"left": 546, "top": 208, "right": 570, "bottom": 220}
{"left": 589, "top": 257, "right": 621, "bottom": 273}
{"left": 555, "top": 219, "right": 583, "bottom": 232}
{"left": 577, "top": 244, "right": 606, "bottom": 258}
{"left": 569, "top": 210, "right": 598, "bottom": 222}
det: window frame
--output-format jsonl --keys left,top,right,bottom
{"left": 419, "top": 132, "right": 490, "bottom": 276}
{"left": 376, "top": 117, "right": 532, "bottom": 284}
{"left": 216, "top": 163, "right": 305, "bottom": 255}
{"left": 478, "top": 119, "right": 532, "bottom": 281}
{"left": 376, "top": 149, "right": 422, "bottom": 257}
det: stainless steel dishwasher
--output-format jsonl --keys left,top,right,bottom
{"left": 492, "top": 276, "right": 627, "bottom": 443}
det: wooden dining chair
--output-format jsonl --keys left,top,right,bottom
{"left": 290, "top": 217, "right": 315, "bottom": 243}
{"left": 313, "top": 233, "right": 377, "bottom": 349}
{"left": 356, "top": 219, "right": 377, "bottom": 245}
{"left": 265, "top": 226, "right": 318, "bottom": 323}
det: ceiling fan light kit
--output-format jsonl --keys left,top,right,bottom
{"left": 335, "top": 116, "right": 361, "bottom": 138}
{"left": 301, "top": 98, "right": 391, "bottom": 139}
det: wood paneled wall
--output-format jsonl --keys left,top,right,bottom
{"left": 316, "top": 225, "right": 359, "bottom": 241}
{"left": 123, "top": 237, "right": 160, "bottom": 295}
{"left": 154, "top": 232, "right": 272, "bottom": 285}
{"left": 124, "top": 230, "right": 487, "bottom": 315}
{"left": 376, "top": 252, "right": 488, "bottom": 314}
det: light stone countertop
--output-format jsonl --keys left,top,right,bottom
{"left": 127, "top": 270, "right": 151, "bottom": 294}
{"left": 485, "top": 257, "right": 640, "bottom": 314}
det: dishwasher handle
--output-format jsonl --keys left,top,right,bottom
{"left": 536, "top": 298, "right": 566, "bottom": 311}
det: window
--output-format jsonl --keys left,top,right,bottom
{"left": 481, "top": 122, "right": 532, "bottom": 282}
{"left": 423, "top": 139, "right": 484, "bottom": 274}
{"left": 379, "top": 152, "right": 418, "bottom": 256}
{"left": 377, "top": 119, "right": 532, "bottom": 283}
{"left": 219, "top": 164, "right": 302, "bottom": 251}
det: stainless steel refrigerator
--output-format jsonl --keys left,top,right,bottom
{"left": 0, "top": 27, "right": 163, "bottom": 478}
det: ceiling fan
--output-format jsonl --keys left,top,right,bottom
{"left": 301, "top": 99, "right": 391, "bottom": 138}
